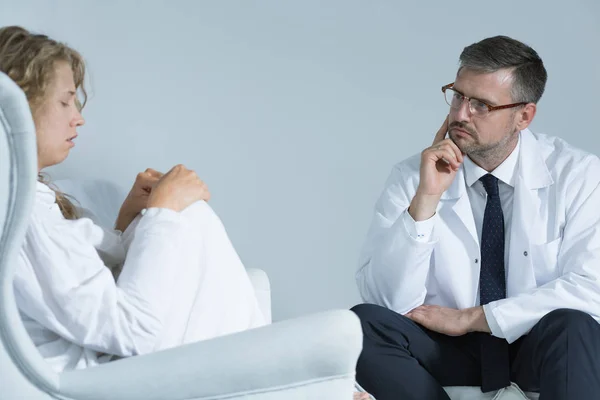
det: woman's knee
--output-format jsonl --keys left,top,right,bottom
{"left": 182, "top": 200, "right": 211, "bottom": 217}
{"left": 181, "top": 201, "right": 224, "bottom": 230}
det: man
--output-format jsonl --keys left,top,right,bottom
{"left": 352, "top": 36, "right": 600, "bottom": 400}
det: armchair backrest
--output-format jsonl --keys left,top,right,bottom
{"left": 0, "top": 71, "right": 57, "bottom": 399}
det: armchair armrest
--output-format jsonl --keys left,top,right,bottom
{"left": 59, "top": 310, "right": 362, "bottom": 400}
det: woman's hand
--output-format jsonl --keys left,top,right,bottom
{"left": 147, "top": 164, "right": 210, "bottom": 212}
{"left": 115, "top": 168, "right": 163, "bottom": 232}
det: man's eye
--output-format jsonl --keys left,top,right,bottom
{"left": 472, "top": 100, "right": 487, "bottom": 111}
{"left": 60, "top": 102, "right": 69, "bottom": 107}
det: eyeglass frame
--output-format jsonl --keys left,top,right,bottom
{"left": 441, "top": 83, "right": 527, "bottom": 115}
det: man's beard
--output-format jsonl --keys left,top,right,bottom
{"left": 448, "top": 121, "right": 479, "bottom": 154}
{"left": 448, "top": 121, "right": 517, "bottom": 159}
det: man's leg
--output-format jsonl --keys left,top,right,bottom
{"left": 511, "top": 308, "right": 600, "bottom": 399}
{"left": 351, "top": 303, "right": 483, "bottom": 400}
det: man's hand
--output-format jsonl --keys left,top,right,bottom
{"left": 406, "top": 305, "right": 490, "bottom": 336}
{"left": 409, "top": 116, "right": 464, "bottom": 221}
{"left": 115, "top": 168, "right": 164, "bottom": 232}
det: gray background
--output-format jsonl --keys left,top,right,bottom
{"left": 1, "top": 0, "right": 599, "bottom": 321}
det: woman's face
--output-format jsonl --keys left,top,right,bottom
{"left": 34, "top": 61, "right": 85, "bottom": 171}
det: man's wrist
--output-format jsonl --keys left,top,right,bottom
{"left": 464, "top": 306, "right": 491, "bottom": 333}
{"left": 409, "top": 192, "right": 441, "bottom": 221}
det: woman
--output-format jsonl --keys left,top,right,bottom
{"left": 0, "top": 26, "right": 266, "bottom": 372}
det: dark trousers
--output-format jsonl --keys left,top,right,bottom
{"left": 351, "top": 304, "right": 600, "bottom": 400}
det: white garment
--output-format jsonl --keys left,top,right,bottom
{"left": 406, "top": 135, "right": 520, "bottom": 266}
{"left": 14, "top": 182, "right": 266, "bottom": 372}
{"left": 357, "top": 129, "right": 600, "bottom": 343}
{"left": 405, "top": 135, "right": 521, "bottom": 335}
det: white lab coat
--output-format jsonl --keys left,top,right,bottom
{"left": 14, "top": 182, "right": 266, "bottom": 372}
{"left": 357, "top": 129, "right": 600, "bottom": 343}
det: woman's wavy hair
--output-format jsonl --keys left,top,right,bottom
{"left": 0, "top": 25, "right": 87, "bottom": 219}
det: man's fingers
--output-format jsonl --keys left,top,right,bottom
{"left": 449, "top": 141, "right": 464, "bottom": 163}
{"left": 428, "top": 139, "right": 464, "bottom": 169}
{"left": 406, "top": 312, "right": 424, "bottom": 324}
{"left": 441, "top": 148, "right": 459, "bottom": 167}
{"left": 432, "top": 115, "right": 450, "bottom": 145}
{"left": 429, "top": 147, "right": 460, "bottom": 169}
{"left": 439, "top": 138, "right": 464, "bottom": 163}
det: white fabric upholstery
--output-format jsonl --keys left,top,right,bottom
{"left": 0, "top": 71, "right": 361, "bottom": 399}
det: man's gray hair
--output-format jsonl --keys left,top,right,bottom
{"left": 459, "top": 36, "right": 547, "bottom": 104}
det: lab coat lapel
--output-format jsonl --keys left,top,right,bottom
{"left": 439, "top": 167, "right": 480, "bottom": 308}
{"left": 507, "top": 130, "right": 554, "bottom": 296}
{"left": 440, "top": 166, "right": 479, "bottom": 248}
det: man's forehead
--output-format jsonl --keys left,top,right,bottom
{"left": 454, "top": 68, "right": 514, "bottom": 99}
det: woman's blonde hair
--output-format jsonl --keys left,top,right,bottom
{"left": 0, "top": 26, "right": 87, "bottom": 220}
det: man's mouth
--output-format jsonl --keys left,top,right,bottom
{"left": 449, "top": 126, "right": 474, "bottom": 137}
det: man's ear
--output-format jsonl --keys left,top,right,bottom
{"left": 516, "top": 103, "right": 537, "bottom": 131}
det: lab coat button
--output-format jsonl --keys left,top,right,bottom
{"left": 524, "top": 251, "right": 528, "bottom": 256}
{"left": 475, "top": 258, "right": 479, "bottom": 263}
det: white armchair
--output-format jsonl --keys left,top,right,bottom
{"left": 0, "top": 71, "right": 363, "bottom": 400}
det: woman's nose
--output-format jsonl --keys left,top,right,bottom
{"left": 72, "top": 111, "right": 85, "bottom": 127}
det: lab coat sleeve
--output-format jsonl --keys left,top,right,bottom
{"left": 356, "top": 162, "right": 439, "bottom": 313}
{"left": 402, "top": 211, "right": 436, "bottom": 243}
{"left": 14, "top": 207, "right": 186, "bottom": 357}
{"left": 486, "top": 162, "right": 600, "bottom": 343}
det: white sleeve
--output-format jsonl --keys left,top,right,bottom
{"left": 402, "top": 209, "right": 436, "bottom": 242}
{"left": 14, "top": 207, "right": 186, "bottom": 357}
{"left": 356, "top": 163, "right": 438, "bottom": 314}
{"left": 482, "top": 304, "right": 504, "bottom": 337}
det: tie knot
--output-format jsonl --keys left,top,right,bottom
{"left": 480, "top": 174, "right": 500, "bottom": 197}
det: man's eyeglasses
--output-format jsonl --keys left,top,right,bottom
{"left": 441, "top": 83, "right": 527, "bottom": 118}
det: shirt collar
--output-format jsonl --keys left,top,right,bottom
{"left": 36, "top": 181, "right": 57, "bottom": 205}
{"left": 463, "top": 132, "right": 521, "bottom": 188}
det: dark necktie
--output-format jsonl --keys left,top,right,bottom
{"left": 479, "top": 174, "right": 510, "bottom": 392}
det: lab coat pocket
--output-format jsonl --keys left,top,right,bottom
{"left": 531, "top": 237, "right": 562, "bottom": 286}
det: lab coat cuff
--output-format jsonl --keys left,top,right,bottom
{"left": 401, "top": 209, "right": 436, "bottom": 243}
{"left": 483, "top": 302, "right": 505, "bottom": 339}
